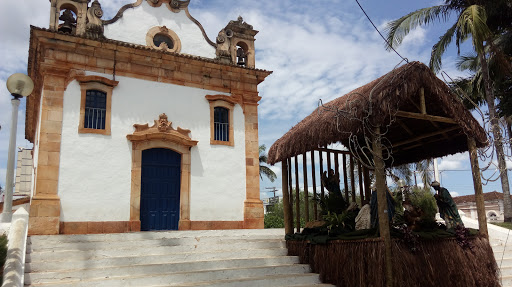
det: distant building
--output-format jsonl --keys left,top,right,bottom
{"left": 15, "top": 148, "right": 33, "bottom": 197}
{"left": 453, "top": 191, "right": 509, "bottom": 222}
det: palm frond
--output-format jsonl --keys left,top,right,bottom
{"left": 430, "top": 22, "right": 458, "bottom": 72}
{"left": 456, "top": 5, "right": 491, "bottom": 54}
{"left": 260, "top": 166, "right": 277, "bottom": 182}
{"left": 455, "top": 53, "right": 479, "bottom": 72}
{"left": 385, "top": 5, "right": 452, "bottom": 50}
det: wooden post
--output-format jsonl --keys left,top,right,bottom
{"left": 468, "top": 137, "right": 488, "bottom": 238}
{"left": 295, "top": 156, "right": 301, "bottom": 233}
{"left": 319, "top": 151, "right": 325, "bottom": 202}
{"left": 288, "top": 157, "right": 294, "bottom": 231}
{"left": 363, "top": 167, "right": 371, "bottom": 204}
{"left": 327, "top": 151, "right": 332, "bottom": 172}
{"left": 372, "top": 126, "right": 393, "bottom": 287}
{"left": 311, "top": 151, "right": 318, "bottom": 220}
{"left": 282, "top": 159, "right": 293, "bottom": 235}
{"left": 350, "top": 156, "right": 356, "bottom": 202}
{"left": 419, "top": 87, "right": 426, "bottom": 114}
{"left": 343, "top": 154, "right": 349, "bottom": 203}
{"left": 358, "top": 161, "right": 364, "bottom": 203}
{"left": 303, "top": 153, "right": 310, "bottom": 223}
{"left": 334, "top": 152, "right": 340, "bottom": 181}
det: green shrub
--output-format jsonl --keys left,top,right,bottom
{"left": 264, "top": 213, "right": 285, "bottom": 228}
{"left": 0, "top": 234, "right": 8, "bottom": 285}
{"left": 410, "top": 187, "right": 437, "bottom": 224}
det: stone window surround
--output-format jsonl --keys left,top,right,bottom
{"left": 146, "top": 26, "right": 182, "bottom": 53}
{"left": 206, "top": 95, "right": 238, "bottom": 147}
{"left": 77, "top": 75, "right": 118, "bottom": 135}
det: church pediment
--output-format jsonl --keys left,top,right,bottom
{"left": 127, "top": 113, "right": 198, "bottom": 147}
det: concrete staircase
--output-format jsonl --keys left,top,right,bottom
{"left": 24, "top": 229, "right": 333, "bottom": 287}
{"left": 462, "top": 216, "right": 512, "bottom": 287}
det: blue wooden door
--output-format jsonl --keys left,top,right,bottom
{"left": 140, "top": 148, "right": 181, "bottom": 231}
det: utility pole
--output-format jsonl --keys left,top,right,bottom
{"left": 266, "top": 187, "right": 278, "bottom": 198}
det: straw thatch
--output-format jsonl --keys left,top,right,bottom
{"left": 268, "top": 61, "right": 487, "bottom": 167}
{"left": 287, "top": 236, "right": 499, "bottom": 287}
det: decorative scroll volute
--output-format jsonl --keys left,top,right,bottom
{"left": 127, "top": 113, "right": 198, "bottom": 147}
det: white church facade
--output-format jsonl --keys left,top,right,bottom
{"left": 26, "top": 0, "right": 271, "bottom": 235}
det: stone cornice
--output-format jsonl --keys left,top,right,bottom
{"left": 25, "top": 26, "right": 272, "bottom": 144}
{"left": 75, "top": 75, "right": 119, "bottom": 87}
{"left": 126, "top": 113, "right": 198, "bottom": 148}
{"left": 205, "top": 94, "right": 241, "bottom": 106}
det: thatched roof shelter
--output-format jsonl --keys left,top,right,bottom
{"left": 268, "top": 61, "right": 487, "bottom": 167}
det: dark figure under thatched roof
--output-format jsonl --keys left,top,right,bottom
{"left": 268, "top": 61, "right": 487, "bottom": 167}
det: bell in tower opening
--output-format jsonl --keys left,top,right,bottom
{"left": 58, "top": 9, "right": 76, "bottom": 34}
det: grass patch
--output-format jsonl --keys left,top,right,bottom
{"left": 491, "top": 222, "right": 512, "bottom": 230}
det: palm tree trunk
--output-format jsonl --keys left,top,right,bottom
{"left": 479, "top": 50, "right": 512, "bottom": 222}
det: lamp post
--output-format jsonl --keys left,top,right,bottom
{"left": 1, "top": 73, "right": 34, "bottom": 222}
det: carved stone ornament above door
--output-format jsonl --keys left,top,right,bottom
{"left": 126, "top": 113, "right": 198, "bottom": 148}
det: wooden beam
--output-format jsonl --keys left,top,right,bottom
{"left": 419, "top": 87, "right": 426, "bottom": 114}
{"left": 393, "top": 126, "right": 460, "bottom": 148}
{"left": 468, "top": 137, "right": 488, "bottom": 238}
{"left": 372, "top": 126, "right": 393, "bottom": 287}
{"left": 281, "top": 159, "right": 293, "bottom": 235}
{"left": 302, "top": 153, "right": 309, "bottom": 223}
{"left": 343, "top": 154, "right": 349, "bottom": 203}
{"left": 294, "top": 156, "right": 300, "bottom": 233}
{"left": 288, "top": 157, "right": 294, "bottom": 231}
{"left": 363, "top": 167, "right": 371, "bottom": 204}
{"left": 311, "top": 151, "right": 318, "bottom": 220}
{"left": 319, "top": 151, "right": 325, "bottom": 203}
{"left": 350, "top": 156, "right": 356, "bottom": 202}
{"left": 396, "top": 111, "right": 457, "bottom": 124}
{"left": 358, "top": 161, "right": 364, "bottom": 203}
{"left": 315, "top": 147, "right": 351, "bottom": 155}
{"left": 397, "top": 119, "right": 414, "bottom": 136}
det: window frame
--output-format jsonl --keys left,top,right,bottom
{"left": 206, "top": 95, "right": 237, "bottom": 147}
{"left": 76, "top": 75, "right": 118, "bottom": 135}
{"left": 146, "top": 26, "right": 181, "bottom": 53}
{"left": 213, "top": 106, "right": 230, "bottom": 142}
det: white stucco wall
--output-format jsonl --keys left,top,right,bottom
{"left": 57, "top": 72, "right": 246, "bottom": 222}
{"left": 104, "top": 2, "right": 216, "bottom": 58}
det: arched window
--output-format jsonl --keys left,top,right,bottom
{"left": 214, "top": 107, "right": 229, "bottom": 142}
{"left": 84, "top": 90, "right": 107, "bottom": 130}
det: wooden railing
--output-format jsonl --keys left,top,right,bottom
{"left": 280, "top": 148, "right": 372, "bottom": 234}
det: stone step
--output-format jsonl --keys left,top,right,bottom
{"left": 493, "top": 257, "right": 512, "bottom": 268}
{"left": 156, "top": 275, "right": 333, "bottom": 287}
{"left": 28, "top": 238, "right": 285, "bottom": 253}
{"left": 26, "top": 256, "right": 298, "bottom": 277}
{"left": 28, "top": 229, "right": 284, "bottom": 244}
{"left": 26, "top": 258, "right": 303, "bottom": 285}
{"left": 26, "top": 248, "right": 288, "bottom": 270}
{"left": 27, "top": 265, "right": 312, "bottom": 286}
{"left": 501, "top": 266, "right": 512, "bottom": 277}
{"left": 502, "top": 275, "right": 512, "bottom": 287}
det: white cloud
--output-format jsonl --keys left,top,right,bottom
{"left": 449, "top": 191, "right": 460, "bottom": 197}
{"left": 438, "top": 153, "right": 468, "bottom": 170}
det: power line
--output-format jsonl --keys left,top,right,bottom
{"left": 353, "top": 0, "right": 409, "bottom": 63}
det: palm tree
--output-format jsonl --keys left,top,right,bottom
{"left": 386, "top": 1, "right": 512, "bottom": 221}
{"left": 259, "top": 145, "right": 277, "bottom": 182}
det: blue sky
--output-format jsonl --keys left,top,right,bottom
{"left": 0, "top": 0, "right": 508, "bottom": 199}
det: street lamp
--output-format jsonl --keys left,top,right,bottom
{"left": 1, "top": 73, "right": 34, "bottom": 222}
